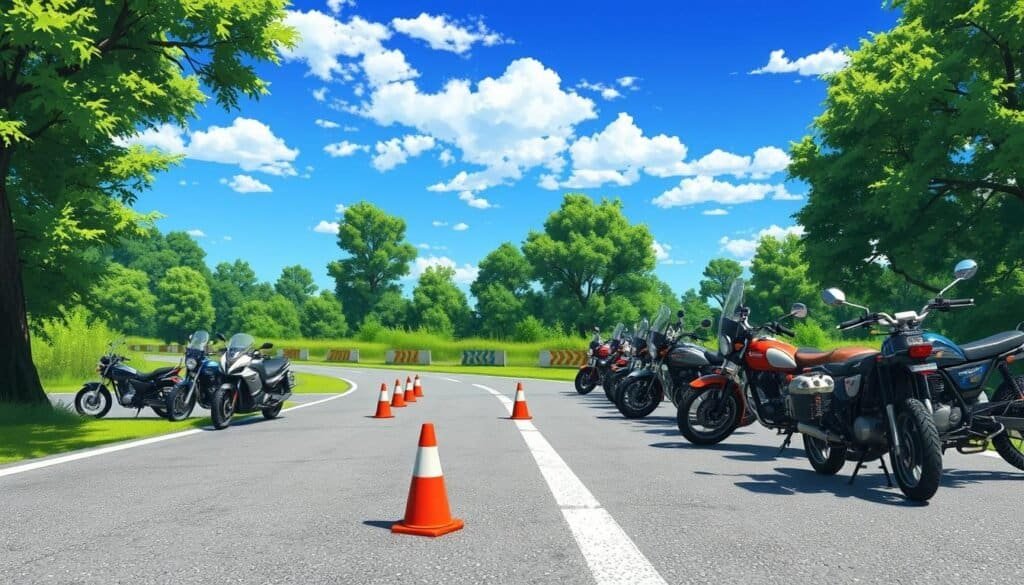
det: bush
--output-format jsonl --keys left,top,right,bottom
{"left": 32, "top": 307, "right": 121, "bottom": 387}
{"left": 513, "top": 316, "right": 546, "bottom": 342}
{"left": 793, "top": 319, "right": 832, "bottom": 350}
{"left": 357, "top": 314, "right": 385, "bottom": 342}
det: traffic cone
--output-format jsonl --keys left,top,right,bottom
{"left": 509, "top": 382, "right": 532, "bottom": 420}
{"left": 373, "top": 383, "right": 394, "bottom": 419}
{"left": 413, "top": 375, "right": 424, "bottom": 398}
{"left": 404, "top": 375, "right": 416, "bottom": 403}
{"left": 392, "top": 423, "right": 464, "bottom": 537}
{"left": 391, "top": 379, "right": 407, "bottom": 408}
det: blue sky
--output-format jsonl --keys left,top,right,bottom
{"left": 126, "top": 0, "right": 899, "bottom": 297}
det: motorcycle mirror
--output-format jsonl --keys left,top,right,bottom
{"left": 260, "top": 342, "right": 273, "bottom": 350}
{"left": 821, "top": 288, "right": 846, "bottom": 307}
{"left": 699, "top": 318, "right": 713, "bottom": 329}
{"left": 676, "top": 309, "right": 685, "bottom": 318}
{"left": 216, "top": 333, "right": 227, "bottom": 342}
{"left": 593, "top": 326, "right": 600, "bottom": 333}
{"left": 790, "top": 303, "right": 808, "bottom": 319}
{"left": 954, "top": 259, "right": 978, "bottom": 280}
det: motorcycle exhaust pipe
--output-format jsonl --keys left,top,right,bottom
{"left": 797, "top": 422, "right": 844, "bottom": 445}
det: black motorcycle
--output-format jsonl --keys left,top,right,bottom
{"left": 74, "top": 340, "right": 181, "bottom": 419}
{"left": 164, "top": 330, "right": 223, "bottom": 421}
{"left": 575, "top": 324, "right": 624, "bottom": 394}
{"left": 604, "top": 319, "right": 650, "bottom": 402}
{"left": 615, "top": 306, "right": 718, "bottom": 419}
{"left": 211, "top": 333, "right": 295, "bottom": 429}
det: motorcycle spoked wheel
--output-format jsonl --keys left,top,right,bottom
{"left": 165, "top": 385, "right": 198, "bottom": 422}
{"left": 676, "top": 388, "right": 740, "bottom": 445}
{"left": 890, "top": 399, "right": 943, "bottom": 502}
{"left": 990, "top": 376, "right": 1024, "bottom": 471}
{"left": 574, "top": 367, "right": 599, "bottom": 395}
{"left": 210, "top": 387, "right": 236, "bottom": 430}
{"left": 803, "top": 435, "right": 846, "bottom": 475}
{"left": 74, "top": 384, "right": 112, "bottom": 418}
{"left": 604, "top": 371, "right": 627, "bottom": 402}
{"left": 615, "top": 377, "right": 662, "bottom": 419}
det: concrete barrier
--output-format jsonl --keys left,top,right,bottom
{"left": 461, "top": 350, "right": 506, "bottom": 366}
{"left": 277, "top": 348, "right": 309, "bottom": 360}
{"left": 539, "top": 349, "right": 587, "bottom": 368}
{"left": 157, "top": 344, "right": 180, "bottom": 354}
{"left": 325, "top": 349, "right": 360, "bottom": 363}
{"left": 386, "top": 349, "right": 431, "bottom": 365}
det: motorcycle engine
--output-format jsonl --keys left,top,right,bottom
{"left": 785, "top": 373, "right": 834, "bottom": 423}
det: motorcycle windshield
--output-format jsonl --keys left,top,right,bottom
{"left": 720, "top": 278, "right": 745, "bottom": 334}
{"left": 226, "top": 333, "right": 254, "bottom": 361}
{"left": 188, "top": 330, "right": 209, "bottom": 350}
{"left": 612, "top": 323, "right": 624, "bottom": 340}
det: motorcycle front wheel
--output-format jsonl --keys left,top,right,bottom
{"left": 210, "top": 387, "right": 236, "bottom": 430}
{"left": 990, "top": 376, "right": 1024, "bottom": 471}
{"left": 604, "top": 370, "right": 627, "bottom": 402}
{"left": 615, "top": 377, "right": 662, "bottom": 419}
{"left": 676, "top": 388, "right": 739, "bottom": 445}
{"left": 74, "top": 384, "right": 112, "bottom": 418}
{"left": 574, "top": 367, "right": 598, "bottom": 395}
{"left": 891, "top": 398, "right": 942, "bottom": 502}
{"left": 165, "top": 384, "right": 197, "bottom": 422}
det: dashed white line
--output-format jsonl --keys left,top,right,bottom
{"left": 473, "top": 383, "right": 668, "bottom": 585}
{"left": 1, "top": 378, "right": 358, "bottom": 479}
{"left": 442, "top": 377, "right": 461, "bottom": 383}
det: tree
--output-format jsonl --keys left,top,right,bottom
{"left": 235, "top": 294, "right": 302, "bottom": 339}
{"left": 679, "top": 288, "right": 715, "bottom": 331}
{"left": 275, "top": 265, "right": 317, "bottom": 307}
{"left": 523, "top": 194, "right": 655, "bottom": 333}
{"left": 164, "top": 232, "right": 211, "bottom": 278}
{"left": 155, "top": 267, "right": 215, "bottom": 343}
{"left": 370, "top": 289, "right": 411, "bottom": 329}
{"left": 89, "top": 264, "right": 158, "bottom": 337}
{"left": 470, "top": 243, "right": 532, "bottom": 297}
{"left": 0, "top": 0, "right": 293, "bottom": 403}
{"left": 411, "top": 266, "right": 471, "bottom": 338}
{"left": 474, "top": 284, "right": 526, "bottom": 338}
{"left": 471, "top": 243, "right": 533, "bottom": 338}
{"left": 790, "top": 0, "right": 1024, "bottom": 338}
{"left": 747, "top": 235, "right": 824, "bottom": 322}
{"left": 301, "top": 292, "right": 349, "bottom": 339}
{"left": 699, "top": 258, "right": 744, "bottom": 308}
{"left": 210, "top": 260, "right": 260, "bottom": 334}
{"left": 327, "top": 202, "right": 417, "bottom": 328}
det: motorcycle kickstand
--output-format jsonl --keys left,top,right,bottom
{"left": 880, "top": 456, "right": 893, "bottom": 488}
{"left": 135, "top": 408, "right": 142, "bottom": 418}
{"left": 848, "top": 452, "right": 867, "bottom": 485}
{"left": 776, "top": 432, "right": 793, "bottom": 456}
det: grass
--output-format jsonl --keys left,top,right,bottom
{"left": 334, "top": 362, "right": 579, "bottom": 382}
{"left": 293, "top": 371, "right": 352, "bottom": 393}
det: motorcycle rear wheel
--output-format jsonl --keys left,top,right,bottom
{"left": 574, "top": 368, "right": 598, "bottom": 395}
{"left": 990, "top": 376, "right": 1024, "bottom": 471}
{"left": 615, "top": 377, "right": 661, "bottom": 419}
{"left": 676, "top": 388, "right": 739, "bottom": 445}
{"left": 262, "top": 402, "right": 284, "bottom": 420}
{"left": 803, "top": 435, "right": 846, "bottom": 475}
{"left": 891, "top": 398, "right": 942, "bottom": 502}
{"left": 211, "top": 387, "right": 236, "bottom": 430}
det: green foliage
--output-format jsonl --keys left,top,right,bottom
{"left": 327, "top": 201, "right": 417, "bottom": 328}
{"left": 275, "top": 264, "right": 317, "bottom": 307}
{"left": 301, "top": 292, "right": 349, "bottom": 339}
{"left": 356, "top": 314, "right": 386, "bottom": 342}
{"left": 791, "top": 0, "right": 1024, "bottom": 339}
{"left": 699, "top": 258, "right": 743, "bottom": 308}
{"left": 411, "top": 266, "right": 471, "bottom": 338}
{"left": 513, "top": 315, "right": 547, "bottom": 343}
{"left": 792, "top": 319, "right": 833, "bottom": 350}
{"left": 89, "top": 263, "right": 157, "bottom": 336}
{"left": 747, "top": 235, "right": 825, "bottom": 322}
{"left": 210, "top": 259, "right": 259, "bottom": 333}
{"left": 31, "top": 308, "right": 119, "bottom": 387}
{"left": 155, "top": 266, "right": 214, "bottom": 342}
{"left": 679, "top": 288, "right": 715, "bottom": 330}
{"left": 235, "top": 294, "right": 301, "bottom": 338}
{"left": 474, "top": 283, "right": 527, "bottom": 338}
{"left": 471, "top": 242, "right": 532, "bottom": 297}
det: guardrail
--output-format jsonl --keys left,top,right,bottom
{"left": 325, "top": 349, "right": 360, "bottom": 363}
{"left": 277, "top": 348, "right": 309, "bottom": 360}
{"left": 461, "top": 350, "right": 506, "bottom": 366}
{"left": 386, "top": 349, "right": 432, "bottom": 365}
{"left": 130, "top": 344, "right": 179, "bottom": 353}
{"left": 538, "top": 349, "right": 587, "bottom": 368}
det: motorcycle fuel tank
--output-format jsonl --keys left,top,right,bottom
{"left": 746, "top": 338, "right": 799, "bottom": 371}
{"left": 668, "top": 345, "right": 711, "bottom": 368}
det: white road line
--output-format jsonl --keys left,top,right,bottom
{"left": 1, "top": 378, "right": 358, "bottom": 479}
{"left": 442, "top": 377, "right": 461, "bottom": 383}
{"left": 473, "top": 383, "right": 668, "bottom": 585}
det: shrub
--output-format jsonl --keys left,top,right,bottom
{"left": 32, "top": 307, "right": 121, "bottom": 387}
{"left": 357, "top": 314, "right": 385, "bottom": 342}
{"left": 514, "top": 316, "right": 546, "bottom": 342}
{"left": 793, "top": 319, "right": 832, "bottom": 350}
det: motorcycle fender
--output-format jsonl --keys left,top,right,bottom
{"left": 626, "top": 369, "right": 655, "bottom": 381}
{"left": 690, "top": 374, "right": 729, "bottom": 389}
{"left": 688, "top": 375, "right": 751, "bottom": 425}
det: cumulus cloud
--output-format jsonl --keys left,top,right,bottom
{"left": 326, "top": 0, "right": 354, "bottom": 14}
{"left": 652, "top": 240, "right": 671, "bottom": 262}
{"left": 221, "top": 175, "right": 272, "bottom": 193}
{"left": 391, "top": 13, "right": 508, "bottom": 54}
{"left": 452, "top": 222, "right": 469, "bottom": 231}
{"left": 771, "top": 185, "right": 804, "bottom": 201}
{"left": 361, "top": 48, "right": 419, "bottom": 87}
{"left": 315, "top": 119, "right": 340, "bottom": 129}
{"left": 719, "top": 224, "right": 806, "bottom": 259}
{"left": 652, "top": 176, "right": 778, "bottom": 208}
{"left": 280, "top": 11, "right": 391, "bottom": 81}
{"left": 702, "top": 208, "right": 729, "bottom": 216}
{"left": 186, "top": 229, "right": 206, "bottom": 238}
{"left": 439, "top": 149, "right": 455, "bottom": 166}
{"left": 576, "top": 80, "right": 622, "bottom": 101}
{"left": 431, "top": 220, "right": 448, "bottom": 227}
{"left": 458, "top": 191, "right": 492, "bottom": 209}
{"left": 324, "top": 140, "right": 367, "bottom": 157}
{"left": 313, "top": 220, "right": 341, "bottom": 234}
{"left": 751, "top": 47, "right": 849, "bottom": 76}
{"left": 372, "top": 134, "right": 436, "bottom": 171}
{"left": 335, "top": 203, "right": 347, "bottom": 214}
{"left": 617, "top": 76, "right": 639, "bottom": 89}
{"left": 563, "top": 112, "right": 687, "bottom": 188}
{"left": 659, "top": 146, "right": 790, "bottom": 179}
{"left": 411, "top": 255, "right": 480, "bottom": 285}
{"left": 312, "top": 87, "right": 328, "bottom": 102}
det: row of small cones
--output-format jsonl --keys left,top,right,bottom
{"left": 373, "top": 375, "right": 425, "bottom": 418}
{"left": 378, "top": 377, "right": 534, "bottom": 537}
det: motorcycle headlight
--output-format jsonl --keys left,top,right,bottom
{"left": 718, "top": 335, "right": 731, "bottom": 356}
{"left": 185, "top": 357, "right": 198, "bottom": 371}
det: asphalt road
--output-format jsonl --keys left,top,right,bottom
{"left": 3, "top": 364, "right": 1024, "bottom": 585}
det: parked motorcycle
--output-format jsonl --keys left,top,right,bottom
{"left": 212, "top": 333, "right": 295, "bottom": 429}
{"left": 821, "top": 259, "right": 1024, "bottom": 472}
{"left": 575, "top": 324, "right": 625, "bottom": 394}
{"left": 614, "top": 306, "right": 718, "bottom": 419}
{"left": 605, "top": 320, "right": 650, "bottom": 402}
{"left": 164, "top": 330, "right": 223, "bottom": 421}
{"left": 74, "top": 340, "right": 181, "bottom": 419}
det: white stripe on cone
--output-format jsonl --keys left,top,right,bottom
{"left": 515, "top": 389, "right": 526, "bottom": 402}
{"left": 406, "top": 380, "right": 413, "bottom": 391}
{"left": 412, "top": 446, "right": 443, "bottom": 478}
{"left": 379, "top": 388, "right": 389, "bottom": 402}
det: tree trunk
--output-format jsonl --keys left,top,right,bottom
{"left": 0, "top": 168, "right": 48, "bottom": 404}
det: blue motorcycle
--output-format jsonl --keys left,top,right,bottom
{"left": 164, "top": 330, "right": 223, "bottom": 421}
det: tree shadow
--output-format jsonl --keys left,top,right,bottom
{"left": 696, "top": 465, "right": 924, "bottom": 507}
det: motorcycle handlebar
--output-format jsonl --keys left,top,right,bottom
{"left": 776, "top": 324, "right": 795, "bottom": 337}
{"left": 839, "top": 316, "right": 868, "bottom": 329}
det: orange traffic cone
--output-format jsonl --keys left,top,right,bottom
{"left": 404, "top": 375, "right": 416, "bottom": 403}
{"left": 509, "top": 382, "right": 532, "bottom": 420}
{"left": 391, "top": 379, "right": 407, "bottom": 408}
{"left": 373, "top": 383, "right": 394, "bottom": 419}
{"left": 413, "top": 375, "right": 424, "bottom": 398}
{"left": 392, "top": 423, "right": 464, "bottom": 537}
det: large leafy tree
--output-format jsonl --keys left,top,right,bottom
{"left": 411, "top": 266, "right": 471, "bottom": 338}
{"left": 210, "top": 260, "right": 259, "bottom": 334}
{"left": 471, "top": 243, "right": 534, "bottom": 338}
{"left": 699, "top": 258, "right": 744, "bottom": 308}
{"left": 747, "top": 235, "right": 826, "bottom": 323}
{"left": 90, "top": 263, "right": 157, "bottom": 337}
{"left": 0, "top": 0, "right": 293, "bottom": 403}
{"left": 301, "top": 292, "right": 349, "bottom": 339}
{"left": 523, "top": 194, "right": 655, "bottom": 333}
{"left": 275, "top": 264, "right": 316, "bottom": 307}
{"left": 155, "top": 266, "right": 215, "bottom": 342}
{"left": 235, "top": 294, "right": 301, "bottom": 339}
{"left": 327, "top": 202, "right": 417, "bottom": 328}
{"left": 791, "top": 0, "right": 1024, "bottom": 338}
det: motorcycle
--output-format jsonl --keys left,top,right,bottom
{"left": 164, "top": 330, "right": 223, "bottom": 421}
{"left": 74, "top": 340, "right": 181, "bottom": 419}
{"left": 605, "top": 319, "right": 650, "bottom": 402}
{"left": 212, "top": 333, "right": 295, "bottom": 429}
{"left": 614, "top": 306, "right": 719, "bottom": 419}
{"left": 821, "top": 259, "right": 1024, "bottom": 472}
{"left": 574, "top": 324, "right": 625, "bottom": 395}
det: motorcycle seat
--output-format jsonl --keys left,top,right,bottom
{"left": 704, "top": 350, "right": 724, "bottom": 366}
{"left": 135, "top": 366, "right": 177, "bottom": 381}
{"left": 795, "top": 347, "right": 878, "bottom": 368}
{"left": 818, "top": 353, "right": 877, "bottom": 377}
{"left": 258, "top": 358, "right": 289, "bottom": 380}
{"left": 959, "top": 331, "right": 1024, "bottom": 361}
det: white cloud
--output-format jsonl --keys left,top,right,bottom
{"left": 601, "top": 87, "right": 622, "bottom": 100}
{"left": 563, "top": 112, "right": 687, "bottom": 187}
{"left": 314, "top": 220, "right": 341, "bottom": 234}
{"left": 117, "top": 124, "right": 187, "bottom": 152}
{"left": 411, "top": 255, "right": 479, "bottom": 285}
{"left": 458, "top": 191, "right": 492, "bottom": 209}
{"left": 439, "top": 149, "right": 455, "bottom": 166}
{"left": 186, "top": 229, "right": 206, "bottom": 238}
{"left": 361, "top": 48, "right": 419, "bottom": 87}
{"left": 617, "top": 76, "right": 639, "bottom": 88}
{"left": 751, "top": 46, "right": 849, "bottom": 76}
{"left": 702, "top": 208, "right": 729, "bottom": 216}
{"left": 315, "top": 119, "right": 340, "bottom": 129}
{"left": 178, "top": 179, "right": 187, "bottom": 186}
{"left": 576, "top": 80, "right": 622, "bottom": 101}
{"left": 312, "top": 87, "right": 328, "bottom": 102}
{"left": 538, "top": 173, "right": 560, "bottom": 190}
{"left": 326, "top": 0, "right": 353, "bottom": 14}
{"left": 750, "top": 146, "right": 791, "bottom": 178}
{"left": 452, "top": 222, "right": 469, "bottom": 231}
{"left": 431, "top": 220, "right": 448, "bottom": 227}
{"left": 324, "top": 140, "right": 367, "bottom": 157}
{"left": 221, "top": 174, "right": 272, "bottom": 193}
{"left": 372, "top": 134, "right": 436, "bottom": 171}
{"left": 648, "top": 145, "right": 791, "bottom": 179}
{"left": 652, "top": 176, "right": 776, "bottom": 208}
{"left": 281, "top": 10, "right": 391, "bottom": 81}
{"left": 335, "top": 203, "right": 347, "bottom": 214}
{"left": 771, "top": 185, "right": 804, "bottom": 201}
{"left": 652, "top": 240, "right": 671, "bottom": 262}
{"left": 719, "top": 224, "right": 805, "bottom": 259}
{"left": 391, "top": 13, "right": 508, "bottom": 54}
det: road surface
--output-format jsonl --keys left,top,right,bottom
{"left": 3, "top": 364, "right": 1023, "bottom": 584}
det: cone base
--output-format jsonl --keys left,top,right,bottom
{"left": 509, "top": 415, "right": 532, "bottom": 420}
{"left": 391, "top": 403, "right": 407, "bottom": 408}
{"left": 413, "top": 390, "right": 424, "bottom": 397}
{"left": 391, "top": 517, "right": 464, "bottom": 537}
{"left": 373, "top": 414, "right": 395, "bottom": 419}
{"left": 404, "top": 393, "right": 417, "bottom": 402}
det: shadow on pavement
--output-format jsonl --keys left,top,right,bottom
{"left": 362, "top": 520, "right": 398, "bottom": 530}
{"left": 650, "top": 440, "right": 803, "bottom": 461}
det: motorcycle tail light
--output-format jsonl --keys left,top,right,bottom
{"left": 908, "top": 343, "right": 933, "bottom": 359}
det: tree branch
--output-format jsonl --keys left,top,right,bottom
{"left": 929, "top": 177, "right": 1024, "bottom": 201}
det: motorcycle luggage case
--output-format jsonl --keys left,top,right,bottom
{"left": 787, "top": 373, "right": 834, "bottom": 423}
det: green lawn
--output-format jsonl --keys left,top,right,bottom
{"left": 293, "top": 371, "right": 353, "bottom": 393}
{"left": 314, "top": 361, "right": 579, "bottom": 382}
